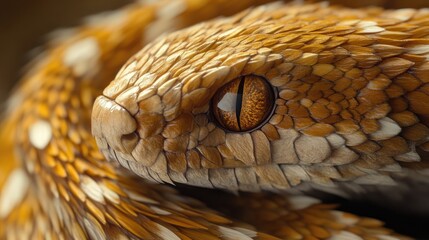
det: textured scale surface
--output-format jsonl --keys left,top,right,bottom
{"left": 1, "top": 0, "right": 428, "bottom": 239}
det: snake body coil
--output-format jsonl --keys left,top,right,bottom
{"left": 1, "top": 0, "right": 428, "bottom": 239}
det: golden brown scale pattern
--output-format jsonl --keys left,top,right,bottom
{"left": 0, "top": 0, "right": 423, "bottom": 239}
{"left": 93, "top": 2, "right": 429, "bottom": 194}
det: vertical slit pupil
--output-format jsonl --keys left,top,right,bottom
{"left": 212, "top": 74, "right": 275, "bottom": 132}
{"left": 235, "top": 77, "right": 245, "bottom": 130}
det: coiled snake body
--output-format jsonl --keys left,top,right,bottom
{"left": 1, "top": 0, "right": 429, "bottom": 239}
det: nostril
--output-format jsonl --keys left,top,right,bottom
{"left": 92, "top": 96, "right": 137, "bottom": 154}
{"left": 121, "top": 132, "right": 139, "bottom": 153}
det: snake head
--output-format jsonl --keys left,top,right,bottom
{"left": 92, "top": 3, "right": 429, "bottom": 192}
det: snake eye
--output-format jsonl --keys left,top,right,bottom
{"left": 211, "top": 75, "right": 275, "bottom": 132}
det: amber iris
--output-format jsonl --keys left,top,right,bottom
{"left": 212, "top": 75, "right": 275, "bottom": 132}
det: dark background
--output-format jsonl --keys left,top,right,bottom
{"left": 0, "top": 0, "right": 131, "bottom": 102}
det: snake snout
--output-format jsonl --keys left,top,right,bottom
{"left": 92, "top": 96, "right": 138, "bottom": 157}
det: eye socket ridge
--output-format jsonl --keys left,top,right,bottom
{"left": 210, "top": 74, "right": 276, "bottom": 133}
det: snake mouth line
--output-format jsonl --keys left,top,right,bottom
{"left": 103, "top": 150, "right": 289, "bottom": 192}
{"left": 94, "top": 118, "right": 298, "bottom": 193}
{"left": 97, "top": 138, "right": 303, "bottom": 193}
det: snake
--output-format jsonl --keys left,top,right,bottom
{"left": 1, "top": 0, "right": 429, "bottom": 239}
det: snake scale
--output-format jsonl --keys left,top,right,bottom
{"left": 1, "top": 0, "right": 429, "bottom": 239}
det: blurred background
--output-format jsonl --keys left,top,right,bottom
{"left": 0, "top": 0, "right": 131, "bottom": 102}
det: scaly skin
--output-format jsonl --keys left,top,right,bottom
{"left": 0, "top": 0, "right": 425, "bottom": 239}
